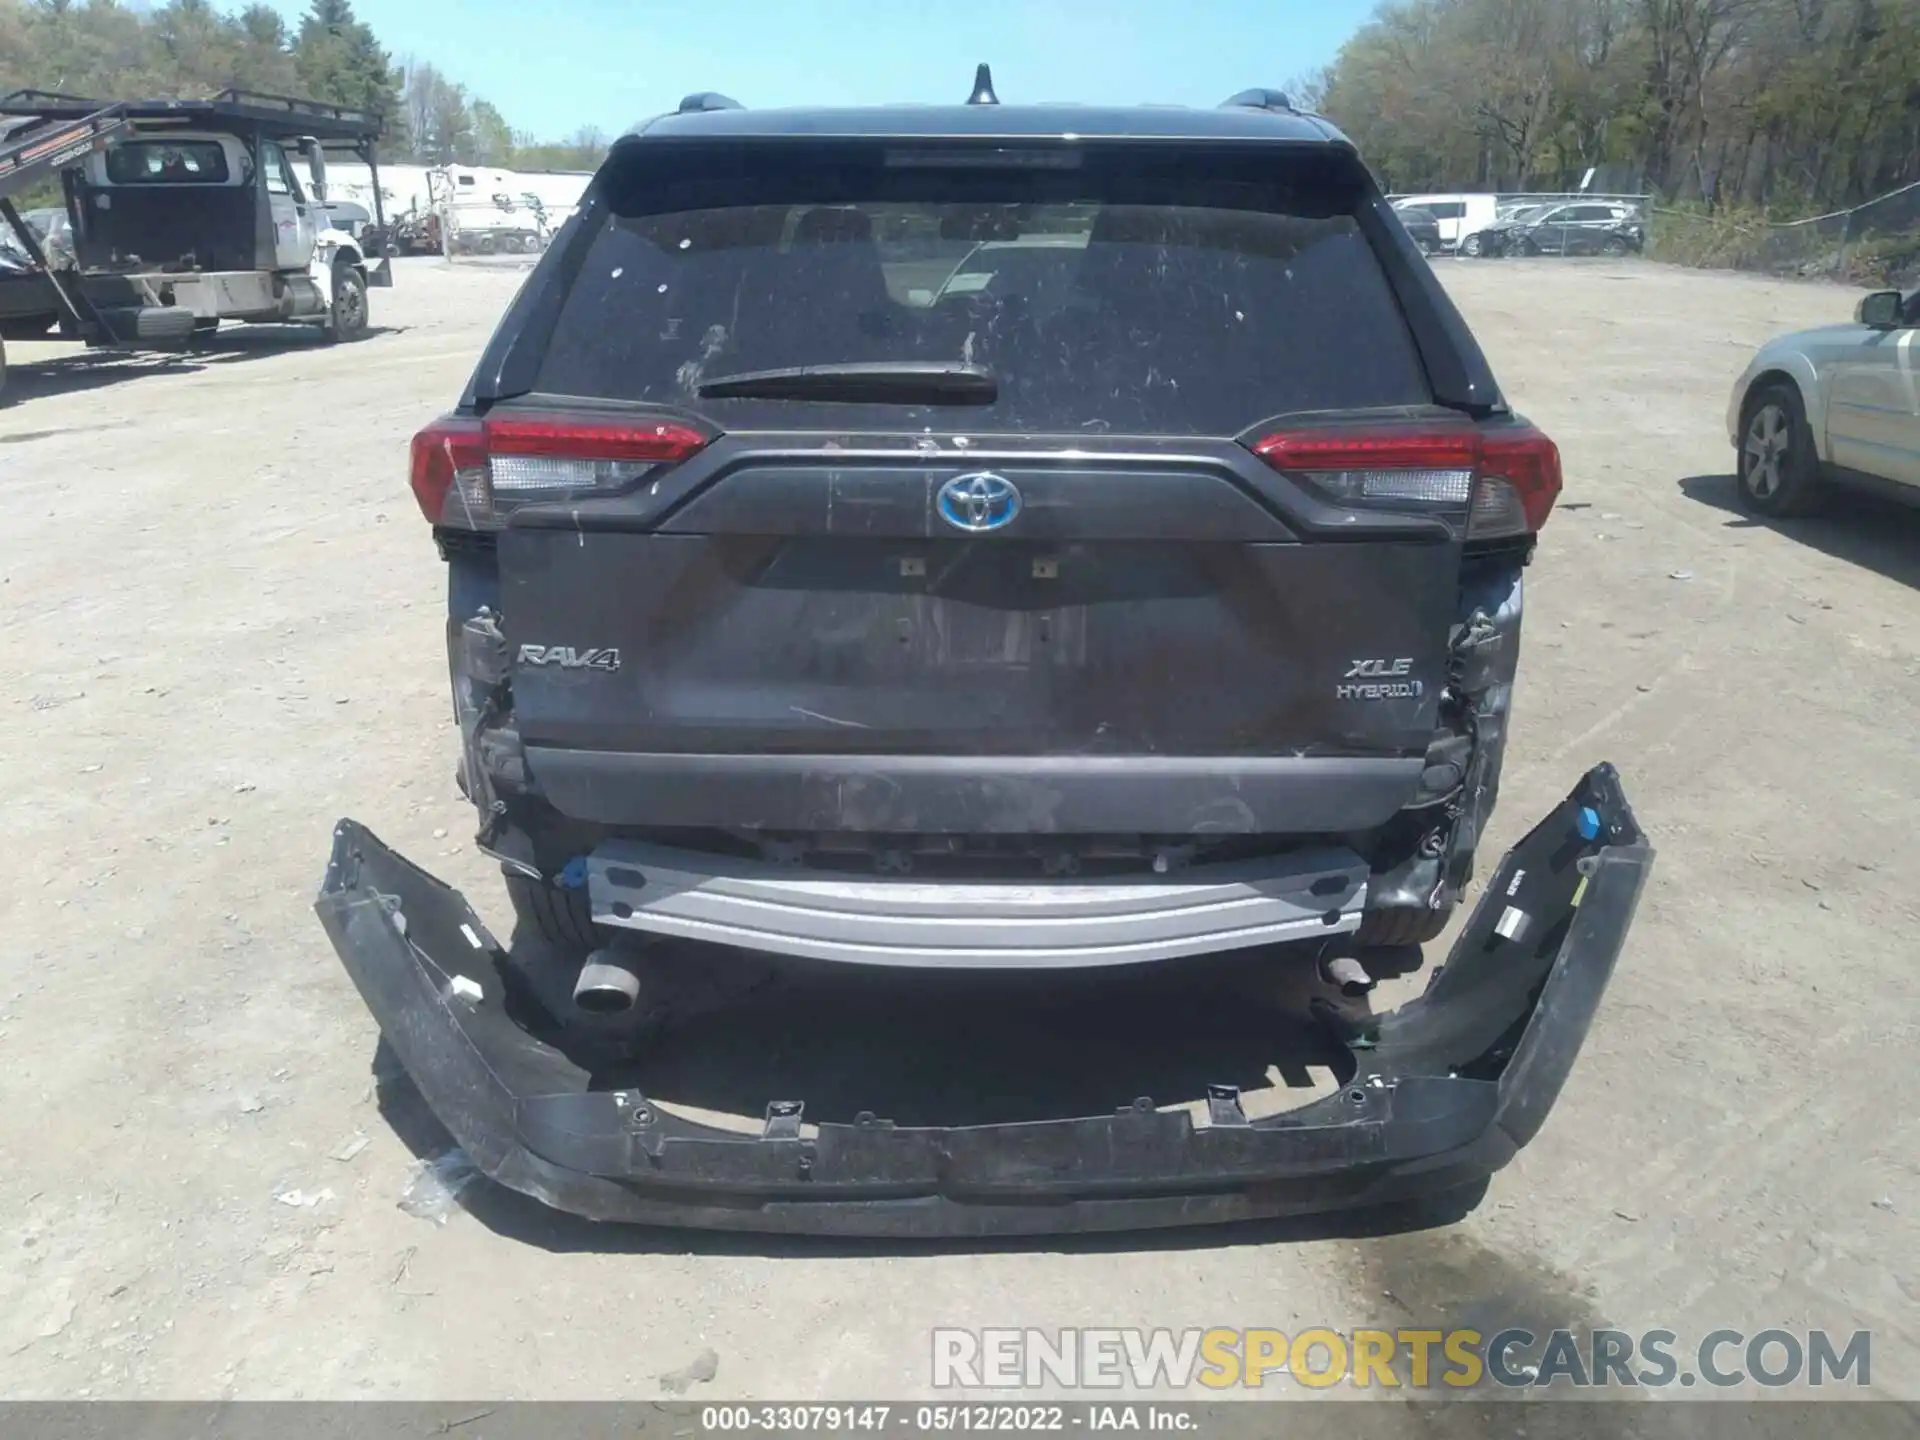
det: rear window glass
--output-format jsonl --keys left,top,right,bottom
{"left": 104, "top": 140, "right": 229, "bottom": 184}
{"left": 534, "top": 147, "right": 1430, "bottom": 436}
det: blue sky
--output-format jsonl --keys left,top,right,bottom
{"left": 266, "top": 0, "right": 1376, "bottom": 143}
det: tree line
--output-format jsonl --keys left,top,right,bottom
{"left": 1300, "top": 0, "right": 1920, "bottom": 214}
{"left": 0, "top": 0, "right": 608, "bottom": 171}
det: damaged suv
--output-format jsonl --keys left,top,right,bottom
{"left": 319, "top": 76, "right": 1652, "bottom": 1235}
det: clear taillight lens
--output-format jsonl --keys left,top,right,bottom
{"left": 409, "top": 414, "right": 711, "bottom": 530}
{"left": 1249, "top": 422, "right": 1561, "bottom": 539}
{"left": 1466, "top": 477, "right": 1530, "bottom": 537}
{"left": 1301, "top": 467, "right": 1475, "bottom": 509}
{"left": 1476, "top": 424, "right": 1563, "bottom": 535}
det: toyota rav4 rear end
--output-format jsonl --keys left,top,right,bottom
{"left": 317, "top": 88, "right": 1652, "bottom": 1234}
{"left": 417, "top": 101, "right": 1561, "bottom": 962}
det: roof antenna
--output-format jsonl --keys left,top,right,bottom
{"left": 967, "top": 63, "right": 999, "bottom": 105}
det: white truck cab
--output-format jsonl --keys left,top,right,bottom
{"left": 0, "top": 88, "right": 393, "bottom": 350}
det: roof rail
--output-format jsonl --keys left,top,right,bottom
{"left": 213, "top": 87, "right": 376, "bottom": 126}
{"left": 1220, "top": 88, "right": 1295, "bottom": 113}
{"left": 0, "top": 88, "right": 106, "bottom": 111}
{"left": 678, "top": 92, "right": 744, "bottom": 114}
{"left": 1, "top": 87, "right": 381, "bottom": 141}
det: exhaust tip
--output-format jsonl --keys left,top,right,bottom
{"left": 574, "top": 951, "right": 642, "bottom": 1015}
{"left": 1319, "top": 952, "right": 1377, "bottom": 998}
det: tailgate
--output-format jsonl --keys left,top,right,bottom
{"left": 500, "top": 457, "right": 1456, "bottom": 760}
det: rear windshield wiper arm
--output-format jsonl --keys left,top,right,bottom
{"left": 695, "top": 362, "right": 998, "bottom": 405}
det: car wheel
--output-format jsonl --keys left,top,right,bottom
{"left": 324, "top": 260, "right": 369, "bottom": 342}
{"left": 1518, "top": 236, "right": 1540, "bottom": 256}
{"left": 1738, "top": 383, "right": 1824, "bottom": 517}
{"left": 1602, "top": 235, "right": 1629, "bottom": 256}
{"left": 1461, "top": 233, "right": 1482, "bottom": 257}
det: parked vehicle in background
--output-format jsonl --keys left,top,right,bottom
{"left": 388, "top": 208, "right": 442, "bottom": 256}
{"left": 1509, "top": 202, "right": 1644, "bottom": 257}
{"left": 321, "top": 199, "right": 372, "bottom": 242}
{"left": 1397, "top": 205, "right": 1442, "bottom": 255}
{"left": 20, "top": 205, "right": 62, "bottom": 240}
{"left": 427, "top": 165, "right": 550, "bottom": 255}
{"left": 1728, "top": 286, "right": 1920, "bottom": 515}
{"left": 0, "top": 88, "right": 391, "bottom": 350}
{"left": 1390, "top": 192, "right": 1497, "bottom": 252}
{"left": 12, "top": 206, "right": 76, "bottom": 269}
{"left": 0, "top": 237, "right": 62, "bottom": 338}
{"left": 1461, "top": 204, "right": 1550, "bottom": 257}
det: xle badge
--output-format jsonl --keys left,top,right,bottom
{"left": 518, "top": 645, "right": 622, "bottom": 673}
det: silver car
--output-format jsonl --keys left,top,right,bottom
{"left": 1727, "top": 287, "right": 1920, "bottom": 515}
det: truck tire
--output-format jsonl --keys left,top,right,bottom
{"left": 503, "top": 869, "right": 604, "bottom": 952}
{"left": 324, "top": 261, "right": 369, "bottom": 343}
{"left": 1356, "top": 904, "right": 1454, "bottom": 947}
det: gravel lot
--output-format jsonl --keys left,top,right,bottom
{"left": 0, "top": 256, "right": 1914, "bottom": 1407}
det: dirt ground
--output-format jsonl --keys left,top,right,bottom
{"left": 0, "top": 256, "right": 1914, "bottom": 1406}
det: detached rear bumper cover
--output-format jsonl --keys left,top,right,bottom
{"left": 315, "top": 765, "right": 1650, "bottom": 1236}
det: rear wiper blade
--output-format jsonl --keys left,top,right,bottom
{"left": 695, "top": 362, "right": 998, "bottom": 405}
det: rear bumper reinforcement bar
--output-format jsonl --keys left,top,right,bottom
{"left": 314, "top": 765, "right": 1650, "bottom": 1236}
{"left": 585, "top": 840, "right": 1369, "bottom": 968}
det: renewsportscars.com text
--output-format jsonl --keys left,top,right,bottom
{"left": 932, "top": 1327, "right": 1872, "bottom": 1391}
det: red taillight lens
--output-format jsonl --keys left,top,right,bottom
{"left": 1252, "top": 428, "right": 1480, "bottom": 472}
{"left": 410, "top": 417, "right": 486, "bottom": 527}
{"left": 1249, "top": 421, "right": 1561, "bottom": 539}
{"left": 408, "top": 413, "right": 711, "bottom": 529}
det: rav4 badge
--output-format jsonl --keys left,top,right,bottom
{"left": 517, "top": 645, "right": 621, "bottom": 672}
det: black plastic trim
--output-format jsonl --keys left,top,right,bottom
{"left": 313, "top": 764, "right": 1651, "bottom": 1235}
{"left": 463, "top": 192, "right": 608, "bottom": 408}
{"left": 522, "top": 750, "right": 1430, "bottom": 835}
{"left": 494, "top": 428, "right": 1462, "bottom": 543}
{"left": 1356, "top": 193, "right": 1505, "bottom": 415}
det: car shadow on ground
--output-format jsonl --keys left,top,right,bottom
{"left": 1679, "top": 473, "right": 1920, "bottom": 591}
{"left": 371, "top": 936, "right": 1485, "bottom": 1257}
{"left": 0, "top": 325, "right": 405, "bottom": 406}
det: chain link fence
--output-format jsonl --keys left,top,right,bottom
{"left": 1648, "top": 181, "right": 1920, "bottom": 286}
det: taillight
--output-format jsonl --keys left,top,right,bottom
{"left": 1477, "top": 424, "right": 1563, "bottom": 534}
{"left": 409, "top": 413, "right": 712, "bottom": 529}
{"left": 1249, "top": 421, "right": 1561, "bottom": 539}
